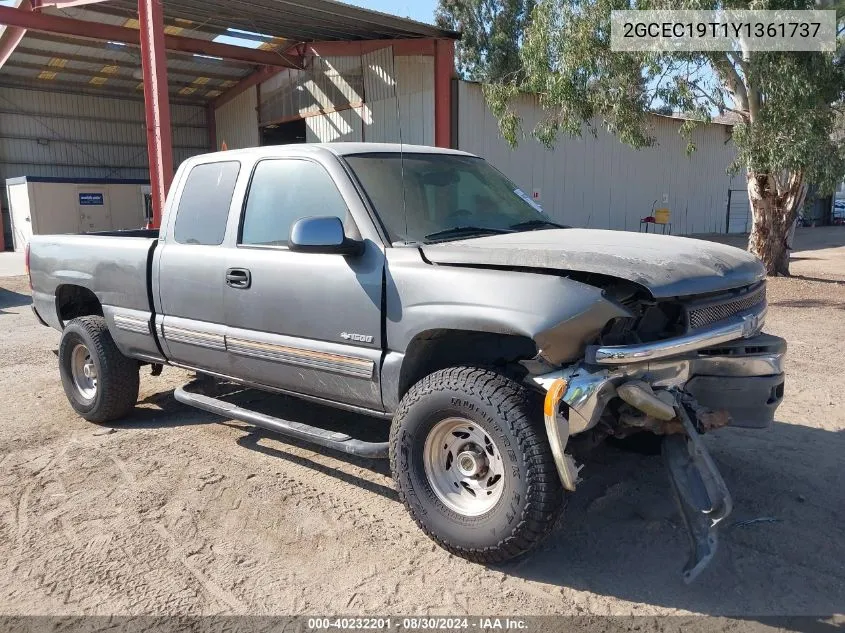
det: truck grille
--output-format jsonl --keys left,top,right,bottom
{"left": 686, "top": 283, "right": 766, "bottom": 330}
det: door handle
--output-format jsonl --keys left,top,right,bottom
{"left": 225, "top": 268, "right": 251, "bottom": 289}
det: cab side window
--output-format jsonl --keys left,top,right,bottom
{"left": 240, "top": 159, "right": 349, "bottom": 247}
{"left": 173, "top": 161, "right": 240, "bottom": 245}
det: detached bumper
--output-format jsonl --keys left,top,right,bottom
{"left": 536, "top": 332, "right": 785, "bottom": 436}
{"left": 535, "top": 330, "right": 785, "bottom": 583}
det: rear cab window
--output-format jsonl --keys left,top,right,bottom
{"left": 173, "top": 161, "right": 241, "bottom": 245}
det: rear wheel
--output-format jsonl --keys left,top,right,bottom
{"left": 59, "top": 316, "right": 140, "bottom": 422}
{"left": 390, "top": 367, "right": 563, "bottom": 564}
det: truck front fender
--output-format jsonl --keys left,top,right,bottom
{"left": 384, "top": 249, "right": 631, "bottom": 367}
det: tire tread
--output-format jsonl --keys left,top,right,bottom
{"left": 59, "top": 315, "right": 139, "bottom": 423}
{"left": 389, "top": 366, "right": 563, "bottom": 564}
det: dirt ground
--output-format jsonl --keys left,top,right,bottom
{"left": 0, "top": 228, "right": 843, "bottom": 619}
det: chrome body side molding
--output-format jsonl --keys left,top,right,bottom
{"left": 162, "top": 325, "right": 227, "bottom": 351}
{"left": 112, "top": 313, "right": 151, "bottom": 335}
{"left": 226, "top": 336, "right": 374, "bottom": 379}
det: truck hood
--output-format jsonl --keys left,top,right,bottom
{"left": 420, "top": 229, "right": 765, "bottom": 298}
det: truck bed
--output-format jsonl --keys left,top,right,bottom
{"left": 29, "top": 233, "right": 158, "bottom": 332}
{"left": 85, "top": 228, "right": 160, "bottom": 239}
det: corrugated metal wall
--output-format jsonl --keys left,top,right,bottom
{"left": 305, "top": 107, "right": 365, "bottom": 143}
{"left": 0, "top": 85, "right": 209, "bottom": 248}
{"left": 252, "top": 50, "right": 435, "bottom": 145}
{"left": 361, "top": 52, "right": 434, "bottom": 145}
{"left": 394, "top": 55, "right": 434, "bottom": 145}
{"left": 458, "top": 82, "right": 743, "bottom": 235}
{"left": 215, "top": 85, "right": 260, "bottom": 150}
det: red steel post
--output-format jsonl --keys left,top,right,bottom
{"left": 434, "top": 38, "right": 454, "bottom": 148}
{"left": 138, "top": 0, "right": 173, "bottom": 229}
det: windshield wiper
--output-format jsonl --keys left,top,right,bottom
{"left": 509, "top": 219, "right": 568, "bottom": 231}
{"left": 424, "top": 226, "right": 515, "bottom": 242}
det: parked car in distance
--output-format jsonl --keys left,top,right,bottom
{"left": 28, "top": 144, "right": 785, "bottom": 582}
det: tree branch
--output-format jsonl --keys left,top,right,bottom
{"left": 711, "top": 53, "right": 749, "bottom": 113}
{"left": 686, "top": 79, "right": 746, "bottom": 117}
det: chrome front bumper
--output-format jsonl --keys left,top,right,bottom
{"left": 586, "top": 306, "right": 768, "bottom": 365}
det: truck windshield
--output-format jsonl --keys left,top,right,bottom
{"left": 344, "top": 153, "right": 561, "bottom": 244}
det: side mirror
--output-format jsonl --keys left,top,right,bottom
{"left": 289, "top": 216, "right": 364, "bottom": 256}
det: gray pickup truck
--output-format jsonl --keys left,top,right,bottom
{"left": 29, "top": 143, "right": 785, "bottom": 581}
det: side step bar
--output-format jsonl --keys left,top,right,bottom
{"left": 174, "top": 380, "right": 389, "bottom": 459}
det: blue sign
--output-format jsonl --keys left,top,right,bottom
{"left": 79, "top": 193, "right": 104, "bottom": 206}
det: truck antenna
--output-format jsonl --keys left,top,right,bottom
{"left": 394, "top": 50, "right": 408, "bottom": 242}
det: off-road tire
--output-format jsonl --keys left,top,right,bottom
{"left": 59, "top": 315, "right": 140, "bottom": 423}
{"left": 390, "top": 367, "right": 563, "bottom": 563}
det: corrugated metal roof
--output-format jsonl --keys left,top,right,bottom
{"left": 1, "top": 0, "right": 456, "bottom": 105}
{"left": 107, "top": 0, "right": 458, "bottom": 42}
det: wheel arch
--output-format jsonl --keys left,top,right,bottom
{"left": 385, "top": 328, "right": 538, "bottom": 410}
{"left": 55, "top": 284, "right": 103, "bottom": 326}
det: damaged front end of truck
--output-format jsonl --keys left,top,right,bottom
{"left": 530, "top": 280, "right": 785, "bottom": 583}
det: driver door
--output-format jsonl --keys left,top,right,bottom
{"left": 223, "top": 157, "right": 385, "bottom": 410}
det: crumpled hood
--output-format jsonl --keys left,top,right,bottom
{"left": 421, "top": 229, "right": 765, "bottom": 298}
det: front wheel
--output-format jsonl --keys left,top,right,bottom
{"left": 59, "top": 316, "right": 140, "bottom": 423}
{"left": 390, "top": 367, "right": 563, "bottom": 564}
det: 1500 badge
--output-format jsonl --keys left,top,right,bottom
{"left": 340, "top": 332, "right": 374, "bottom": 343}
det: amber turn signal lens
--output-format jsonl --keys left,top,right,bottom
{"left": 543, "top": 378, "right": 568, "bottom": 417}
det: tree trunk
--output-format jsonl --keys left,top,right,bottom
{"left": 746, "top": 170, "right": 807, "bottom": 276}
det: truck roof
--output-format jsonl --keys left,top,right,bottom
{"left": 190, "top": 143, "right": 474, "bottom": 163}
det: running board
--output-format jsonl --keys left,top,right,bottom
{"left": 174, "top": 380, "right": 389, "bottom": 459}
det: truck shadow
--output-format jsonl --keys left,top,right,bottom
{"left": 500, "top": 420, "right": 845, "bottom": 618}
{"left": 0, "top": 287, "right": 31, "bottom": 314}
{"left": 115, "top": 385, "right": 844, "bottom": 617}
{"left": 115, "top": 385, "right": 396, "bottom": 499}
{"left": 235, "top": 431, "right": 396, "bottom": 501}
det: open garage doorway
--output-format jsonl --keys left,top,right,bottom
{"left": 261, "top": 120, "right": 306, "bottom": 146}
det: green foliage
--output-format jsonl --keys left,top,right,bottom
{"left": 481, "top": 0, "right": 845, "bottom": 194}
{"left": 436, "top": 0, "right": 536, "bottom": 81}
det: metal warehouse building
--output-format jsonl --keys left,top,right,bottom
{"left": 210, "top": 73, "right": 745, "bottom": 236}
{"left": 0, "top": 0, "right": 744, "bottom": 250}
{"left": 0, "top": 0, "right": 458, "bottom": 250}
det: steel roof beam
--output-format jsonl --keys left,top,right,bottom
{"left": 23, "top": 32, "right": 259, "bottom": 70}
{"left": 0, "top": 4, "right": 303, "bottom": 68}
{"left": 86, "top": 2, "right": 279, "bottom": 45}
{"left": 14, "top": 44, "right": 249, "bottom": 81}
{"left": 32, "top": 0, "right": 109, "bottom": 7}
{"left": 0, "top": 78, "right": 205, "bottom": 104}
{"left": 0, "top": 0, "right": 31, "bottom": 70}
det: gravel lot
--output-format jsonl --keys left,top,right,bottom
{"left": 0, "top": 229, "right": 843, "bottom": 619}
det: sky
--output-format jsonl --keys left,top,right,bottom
{"left": 345, "top": 0, "right": 439, "bottom": 25}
